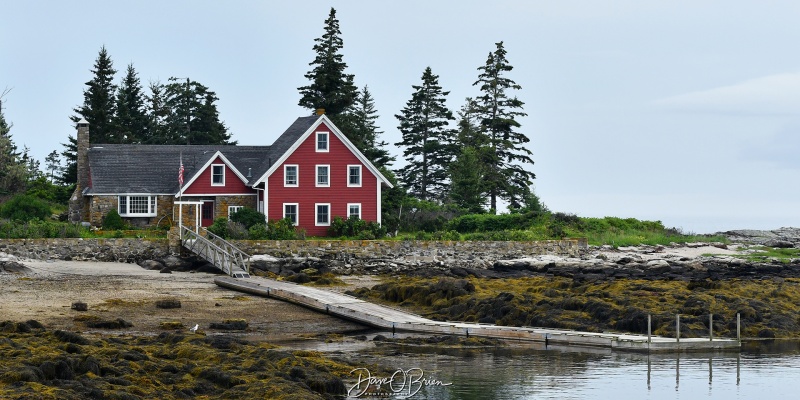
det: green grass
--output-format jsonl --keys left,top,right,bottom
{"left": 732, "top": 246, "right": 800, "bottom": 263}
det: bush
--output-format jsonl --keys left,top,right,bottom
{"left": 248, "top": 223, "right": 269, "bottom": 240}
{"left": 266, "top": 218, "right": 299, "bottom": 240}
{"left": 0, "top": 220, "right": 85, "bottom": 239}
{"left": 102, "top": 209, "right": 125, "bottom": 230}
{"left": 0, "top": 194, "right": 51, "bottom": 222}
{"left": 229, "top": 208, "right": 264, "bottom": 229}
{"left": 447, "top": 212, "right": 539, "bottom": 233}
{"left": 207, "top": 218, "right": 229, "bottom": 238}
{"left": 329, "top": 216, "right": 386, "bottom": 239}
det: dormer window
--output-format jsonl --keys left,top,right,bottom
{"left": 316, "top": 132, "right": 329, "bottom": 152}
{"left": 211, "top": 164, "right": 225, "bottom": 186}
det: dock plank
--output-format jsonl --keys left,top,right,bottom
{"left": 215, "top": 276, "right": 740, "bottom": 353}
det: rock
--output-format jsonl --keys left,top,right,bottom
{"left": 159, "top": 255, "right": 193, "bottom": 269}
{"left": 0, "top": 261, "right": 30, "bottom": 274}
{"left": 765, "top": 240, "right": 794, "bottom": 249}
{"left": 138, "top": 259, "right": 165, "bottom": 270}
{"left": 155, "top": 299, "right": 181, "bottom": 309}
{"left": 71, "top": 302, "right": 88, "bottom": 311}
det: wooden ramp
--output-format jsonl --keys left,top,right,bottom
{"left": 215, "top": 276, "right": 741, "bottom": 353}
{"left": 182, "top": 227, "right": 250, "bottom": 278}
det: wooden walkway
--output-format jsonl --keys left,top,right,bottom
{"left": 215, "top": 276, "right": 741, "bottom": 353}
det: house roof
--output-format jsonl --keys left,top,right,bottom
{"left": 84, "top": 115, "right": 394, "bottom": 195}
{"left": 85, "top": 116, "right": 320, "bottom": 195}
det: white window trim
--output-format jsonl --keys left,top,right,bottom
{"left": 118, "top": 195, "right": 157, "bottom": 217}
{"left": 315, "top": 203, "right": 331, "bottom": 226}
{"left": 228, "top": 206, "right": 244, "bottom": 219}
{"left": 284, "top": 165, "right": 299, "bottom": 187}
{"left": 211, "top": 164, "right": 225, "bottom": 186}
{"left": 283, "top": 203, "right": 299, "bottom": 226}
{"left": 316, "top": 132, "right": 329, "bottom": 152}
{"left": 316, "top": 164, "right": 330, "bottom": 187}
{"left": 347, "top": 203, "right": 362, "bottom": 219}
{"left": 347, "top": 165, "right": 362, "bottom": 187}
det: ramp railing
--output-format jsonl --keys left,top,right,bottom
{"left": 181, "top": 226, "right": 250, "bottom": 278}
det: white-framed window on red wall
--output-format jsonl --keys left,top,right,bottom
{"left": 316, "top": 132, "right": 329, "bottom": 152}
{"left": 347, "top": 165, "right": 361, "bottom": 187}
{"left": 284, "top": 165, "right": 299, "bottom": 187}
{"left": 315, "top": 203, "right": 331, "bottom": 226}
{"left": 283, "top": 203, "right": 298, "bottom": 225}
{"left": 347, "top": 203, "right": 361, "bottom": 219}
{"left": 316, "top": 165, "right": 330, "bottom": 187}
{"left": 211, "top": 164, "right": 225, "bottom": 186}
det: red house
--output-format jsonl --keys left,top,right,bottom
{"left": 70, "top": 114, "right": 393, "bottom": 237}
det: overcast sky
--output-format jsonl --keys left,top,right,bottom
{"left": 3, "top": 1, "right": 799, "bottom": 233}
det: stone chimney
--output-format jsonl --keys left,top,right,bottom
{"left": 76, "top": 118, "right": 90, "bottom": 190}
{"left": 69, "top": 119, "right": 90, "bottom": 223}
{"left": 315, "top": 108, "right": 325, "bottom": 116}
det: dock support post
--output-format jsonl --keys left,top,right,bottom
{"left": 647, "top": 314, "right": 652, "bottom": 344}
{"left": 709, "top": 314, "right": 713, "bottom": 341}
{"left": 676, "top": 314, "right": 680, "bottom": 343}
{"left": 737, "top": 313, "right": 741, "bottom": 344}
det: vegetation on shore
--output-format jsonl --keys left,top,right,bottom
{"left": 351, "top": 276, "right": 800, "bottom": 339}
{"left": 0, "top": 320, "right": 357, "bottom": 399}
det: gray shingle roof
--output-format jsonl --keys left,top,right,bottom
{"left": 85, "top": 116, "right": 319, "bottom": 195}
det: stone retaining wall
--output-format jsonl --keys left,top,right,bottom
{"left": 0, "top": 238, "right": 587, "bottom": 266}
{"left": 0, "top": 238, "right": 171, "bottom": 262}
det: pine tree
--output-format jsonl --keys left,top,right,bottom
{"left": 473, "top": 41, "right": 535, "bottom": 212}
{"left": 58, "top": 136, "right": 77, "bottom": 186}
{"left": 112, "top": 64, "right": 148, "bottom": 143}
{"left": 144, "top": 80, "right": 170, "bottom": 144}
{"left": 0, "top": 102, "right": 29, "bottom": 195}
{"left": 395, "top": 67, "right": 456, "bottom": 202}
{"left": 298, "top": 7, "right": 358, "bottom": 124}
{"left": 449, "top": 147, "right": 485, "bottom": 212}
{"left": 347, "top": 85, "right": 393, "bottom": 168}
{"left": 163, "top": 77, "right": 234, "bottom": 145}
{"left": 45, "top": 150, "right": 61, "bottom": 182}
{"left": 71, "top": 46, "right": 118, "bottom": 143}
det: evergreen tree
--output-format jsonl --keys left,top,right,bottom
{"left": 112, "top": 64, "right": 148, "bottom": 143}
{"left": 144, "top": 80, "right": 170, "bottom": 144}
{"left": 44, "top": 150, "right": 61, "bottom": 182}
{"left": 347, "top": 85, "right": 393, "bottom": 168}
{"left": 58, "top": 136, "right": 77, "bottom": 186}
{"left": 449, "top": 146, "right": 486, "bottom": 213}
{"left": 162, "top": 77, "right": 234, "bottom": 145}
{"left": 71, "top": 46, "right": 118, "bottom": 143}
{"left": 395, "top": 67, "right": 456, "bottom": 202}
{"left": 297, "top": 7, "right": 358, "bottom": 124}
{"left": 0, "top": 103, "right": 29, "bottom": 195}
{"left": 473, "top": 41, "right": 535, "bottom": 212}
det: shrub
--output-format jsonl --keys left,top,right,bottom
{"left": 248, "top": 223, "right": 269, "bottom": 240}
{"left": 229, "top": 207, "right": 264, "bottom": 229}
{"left": 329, "top": 216, "right": 386, "bottom": 239}
{"left": 266, "top": 218, "right": 299, "bottom": 240}
{"left": 207, "top": 218, "right": 229, "bottom": 238}
{"left": 0, "top": 194, "right": 51, "bottom": 222}
{"left": 102, "top": 209, "right": 125, "bottom": 230}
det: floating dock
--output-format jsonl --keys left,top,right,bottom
{"left": 215, "top": 276, "right": 740, "bottom": 353}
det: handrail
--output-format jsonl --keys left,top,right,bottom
{"left": 180, "top": 226, "right": 250, "bottom": 277}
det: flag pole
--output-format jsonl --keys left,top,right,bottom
{"left": 178, "top": 152, "right": 184, "bottom": 241}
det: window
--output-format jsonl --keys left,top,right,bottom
{"left": 283, "top": 203, "right": 298, "bottom": 225}
{"left": 228, "top": 206, "right": 244, "bottom": 219}
{"left": 284, "top": 165, "right": 298, "bottom": 187}
{"left": 211, "top": 164, "right": 225, "bottom": 186}
{"left": 315, "top": 203, "right": 330, "bottom": 226}
{"left": 348, "top": 203, "right": 361, "bottom": 219}
{"left": 316, "top": 165, "right": 329, "bottom": 187}
{"left": 348, "top": 165, "right": 361, "bottom": 187}
{"left": 316, "top": 132, "right": 329, "bottom": 152}
{"left": 118, "top": 195, "right": 157, "bottom": 217}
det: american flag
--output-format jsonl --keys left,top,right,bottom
{"left": 178, "top": 154, "right": 184, "bottom": 187}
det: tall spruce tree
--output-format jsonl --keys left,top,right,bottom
{"left": 347, "top": 85, "right": 393, "bottom": 168}
{"left": 112, "top": 64, "right": 148, "bottom": 143}
{"left": 0, "top": 101, "right": 29, "bottom": 195}
{"left": 71, "top": 46, "right": 118, "bottom": 143}
{"left": 473, "top": 41, "right": 534, "bottom": 212}
{"left": 395, "top": 67, "right": 456, "bottom": 202}
{"left": 449, "top": 98, "right": 490, "bottom": 211}
{"left": 162, "top": 78, "right": 234, "bottom": 145}
{"left": 297, "top": 7, "right": 358, "bottom": 124}
{"left": 144, "top": 80, "right": 169, "bottom": 144}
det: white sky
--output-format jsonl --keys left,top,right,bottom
{"left": 2, "top": 0, "right": 799, "bottom": 233}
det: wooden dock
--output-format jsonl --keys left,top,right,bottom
{"left": 215, "top": 276, "right": 740, "bottom": 353}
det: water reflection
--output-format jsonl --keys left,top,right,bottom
{"left": 330, "top": 337, "right": 800, "bottom": 400}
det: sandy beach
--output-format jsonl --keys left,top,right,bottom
{"left": 0, "top": 259, "right": 368, "bottom": 342}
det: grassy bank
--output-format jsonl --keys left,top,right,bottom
{"left": 0, "top": 321, "right": 359, "bottom": 399}
{"left": 351, "top": 276, "right": 800, "bottom": 339}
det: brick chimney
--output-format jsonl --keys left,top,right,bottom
{"left": 69, "top": 119, "right": 90, "bottom": 223}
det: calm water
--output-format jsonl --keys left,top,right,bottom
{"left": 300, "top": 337, "right": 800, "bottom": 399}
